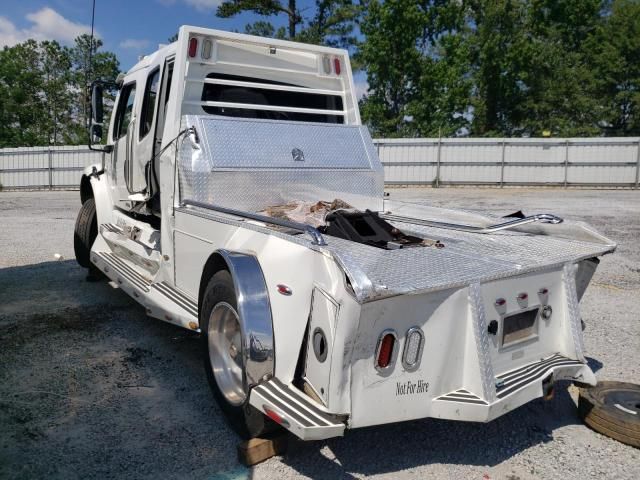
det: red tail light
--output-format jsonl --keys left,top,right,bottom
{"left": 188, "top": 37, "right": 198, "bottom": 58}
{"left": 376, "top": 332, "right": 396, "bottom": 369}
{"left": 333, "top": 57, "right": 341, "bottom": 75}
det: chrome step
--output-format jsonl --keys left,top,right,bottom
{"left": 249, "top": 378, "right": 345, "bottom": 441}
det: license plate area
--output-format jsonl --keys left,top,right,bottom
{"left": 502, "top": 307, "right": 540, "bottom": 347}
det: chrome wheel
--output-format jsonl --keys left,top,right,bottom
{"left": 208, "top": 302, "right": 246, "bottom": 406}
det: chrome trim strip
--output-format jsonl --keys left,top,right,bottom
{"left": 253, "top": 385, "right": 316, "bottom": 427}
{"left": 217, "top": 250, "right": 275, "bottom": 390}
{"left": 497, "top": 354, "right": 563, "bottom": 383}
{"left": 469, "top": 283, "right": 496, "bottom": 402}
{"left": 497, "top": 358, "right": 582, "bottom": 387}
{"left": 152, "top": 282, "right": 198, "bottom": 317}
{"left": 381, "top": 212, "right": 563, "bottom": 234}
{"left": 182, "top": 200, "right": 327, "bottom": 246}
{"left": 98, "top": 252, "right": 150, "bottom": 291}
{"left": 266, "top": 382, "right": 333, "bottom": 427}
{"left": 496, "top": 360, "right": 582, "bottom": 398}
{"left": 437, "top": 397, "right": 488, "bottom": 405}
{"left": 563, "top": 263, "right": 586, "bottom": 361}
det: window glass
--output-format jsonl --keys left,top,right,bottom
{"left": 113, "top": 83, "right": 136, "bottom": 140}
{"left": 140, "top": 68, "right": 160, "bottom": 138}
{"left": 201, "top": 73, "right": 344, "bottom": 124}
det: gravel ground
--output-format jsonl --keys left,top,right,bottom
{"left": 0, "top": 189, "right": 638, "bottom": 480}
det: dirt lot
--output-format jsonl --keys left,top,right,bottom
{"left": 1, "top": 189, "right": 639, "bottom": 480}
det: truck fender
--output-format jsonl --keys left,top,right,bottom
{"left": 80, "top": 163, "right": 111, "bottom": 226}
{"left": 199, "top": 249, "right": 275, "bottom": 388}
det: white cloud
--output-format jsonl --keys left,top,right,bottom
{"left": 119, "top": 38, "right": 151, "bottom": 50}
{"left": 354, "top": 79, "right": 369, "bottom": 99}
{"left": 183, "top": 0, "right": 223, "bottom": 13}
{"left": 0, "top": 7, "right": 93, "bottom": 48}
{"left": 156, "top": 0, "right": 222, "bottom": 13}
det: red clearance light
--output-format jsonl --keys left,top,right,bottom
{"left": 377, "top": 332, "right": 395, "bottom": 369}
{"left": 263, "top": 406, "right": 289, "bottom": 428}
{"left": 495, "top": 298, "right": 506, "bottom": 306}
{"left": 188, "top": 37, "right": 198, "bottom": 58}
{"left": 333, "top": 57, "right": 341, "bottom": 75}
{"left": 517, "top": 292, "right": 528, "bottom": 301}
{"left": 538, "top": 287, "right": 549, "bottom": 295}
{"left": 276, "top": 284, "right": 292, "bottom": 296}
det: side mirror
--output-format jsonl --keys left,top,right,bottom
{"left": 91, "top": 84, "right": 104, "bottom": 125}
{"left": 90, "top": 123, "right": 103, "bottom": 143}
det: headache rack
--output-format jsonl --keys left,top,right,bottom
{"left": 185, "top": 73, "right": 346, "bottom": 124}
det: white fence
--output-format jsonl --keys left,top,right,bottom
{"left": 1, "top": 138, "right": 639, "bottom": 190}
{"left": 0, "top": 146, "right": 105, "bottom": 190}
{"left": 376, "top": 137, "right": 640, "bottom": 188}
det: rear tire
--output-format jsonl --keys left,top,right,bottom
{"left": 74, "top": 198, "right": 97, "bottom": 268}
{"left": 578, "top": 381, "right": 640, "bottom": 448}
{"left": 201, "top": 270, "right": 278, "bottom": 439}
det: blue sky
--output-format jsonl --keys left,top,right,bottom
{"left": 0, "top": 0, "right": 320, "bottom": 69}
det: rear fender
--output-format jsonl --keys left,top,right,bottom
{"left": 201, "top": 249, "right": 275, "bottom": 390}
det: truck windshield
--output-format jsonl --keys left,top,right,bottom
{"left": 201, "top": 73, "right": 344, "bottom": 124}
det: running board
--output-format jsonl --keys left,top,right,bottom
{"left": 92, "top": 251, "right": 199, "bottom": 331}
{"left": 249, "top": 378, "right": 346, "bottom": 441}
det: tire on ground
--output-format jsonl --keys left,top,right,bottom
{"left": 74, "top": 197, "right": 98, "bottom": 268}
{"left": 578, "top": 381, "right": 640, "bottom": 448}
{"left": 200, "top": 270, "right": 278, "bottom": 439}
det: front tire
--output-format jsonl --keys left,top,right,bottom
{"left": 201, "top": 270, "right": 277, "bottom": 438}
{"left": 74, "top": 198, "right": 97, "bottom": 268}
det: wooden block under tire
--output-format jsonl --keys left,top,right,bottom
{"left": 237, "top": 433, "right": 289, "bottom": 466}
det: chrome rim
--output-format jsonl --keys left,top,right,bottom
{"left": 208, "top": 302, "right": 246, "bottom": 406}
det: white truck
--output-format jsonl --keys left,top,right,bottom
{"left": 75, "top": 26, "right": 616, "bottom": 440}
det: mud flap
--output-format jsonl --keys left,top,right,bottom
{"left": 249, "top": 378, "right": 345, "bottom": 441}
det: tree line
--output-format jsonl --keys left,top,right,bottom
{"left": 1, "top": 0, "right": 638, "bottom": 148}
{"left": 0, "top": 35, "right": 118, "bottom": 148}
{"left": 219, "top": 0, "right": 640, "bottom": 138}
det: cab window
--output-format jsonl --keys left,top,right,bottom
{"left": 113, "top": 83, "right": 136, "bottom": 140}
{"left": 140, "top": 68, "right": 160, "bottom": 139}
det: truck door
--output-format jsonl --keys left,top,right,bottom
{"left": 110, "top": 80, "right": 138, "bottom": 206}
{"left": 110, "top": 68, "right": 153, "bottom": 208}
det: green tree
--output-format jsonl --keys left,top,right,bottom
{"left": 216, "top": 0, "right": 361, "bottom": 49}
{"left": 587, "top": 0, "right": 640, "bottom": 135}
{"left": 217, "top": 0, "right": 302, "bottom": 38}
{"left": 0, "top": 40, "right": 45, "bottom": 147}
{"left": 68, "top": 34, "right": 120, "bottom": 143}
{"left": 358, "top": 0, "right": 471, "bottom": 137}
{"left": 0, "top": 36, "right": 119, "bottom": 148}
{"left": 40, "top": 41, "right": 74, "bottom": 145}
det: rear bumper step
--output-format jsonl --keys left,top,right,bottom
{"left": 495, "top": 353, "right": 584, "bottom": 398}
{"left": 432, "top": 353, "right": 594, "bottom": 423}
{"left": 249, "top": 378, "right": 345, "bottom": 441}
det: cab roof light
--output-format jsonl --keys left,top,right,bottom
{"left": 322, "top": 55, "right": 331, "bottom": 75}
{"left": 201, "top": 38, "right": 212, "bottom": 60}
{"left": 188, "top": 37, "right": 198, "bottom": 58}
{"left": 333, "top": 57, "right": 341, "bottom": 75}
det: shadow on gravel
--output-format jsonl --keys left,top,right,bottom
{"left": 0, "top": 260, "right": 604, "bottom": 479}
{"left": 0, "top": 261, "right": 249, "bottom": 479}
{"left": 282, "top": 382, "right": 587, "bottom": 479}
